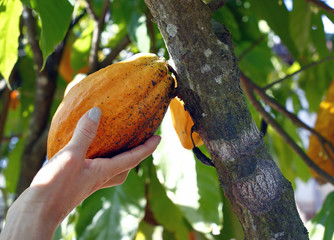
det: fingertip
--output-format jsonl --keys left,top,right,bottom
{"left": 144, "top": 135, "right": 161, "bottom": 150}
{"left": 88, "top": 107, "right": 101, "bottom": 123}
{"left": 149, "top": 135, "right": 162, "bottom": 145}
{"left": 68, "top": 107, "right": 101, "bottom": 155}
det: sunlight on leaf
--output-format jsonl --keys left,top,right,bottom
{"left": 0, "top": 0, "right": 22, "bottom": 83}
{"left": 76, "top": 171, "right": 146, "bottom": 240}
{"left": 153, "top": 108, "right": 223, "bottom": 235}
{"left": 26, "top": 0, "right": 74, "bottom": 67}
{"left": 307, "top": 191, "right": 334, "bottom": 240}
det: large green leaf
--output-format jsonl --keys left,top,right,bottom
{"left": 112, "top": 0, "right": 150, "bottom": 52}
{"left": 153, "top": 109, "right": 223, "bottom": 235}
{"left": 289, "top": 0, "right": 311, "bottom": 55}
{"left": 148, "top": 162, "right": 190, "bottom": 240}
{"left": 307, "top": 191, "right": 334, "bottom": 240}
{"left": 265, "top": 125, "right": 310, "bottom": 187}
{"left": 24, "top": 0, "right": 74, "bottom": 67}
{"left": 219, "top": 194, "right": 244, "bottom": 240}
{"left": 76, "top": 170, "right": 146, "bottom": 240}
{"left": 4, "top": 138, "right": 24, "bottom": 193}
{"left": 0, "top": 0, "right": 22, "bottom": 83}
{"left": 300, "top": 63, "right": 333, "bottom": 113}
{"left": 71, "top": 19, "right": 94, "bottom": 71}
{"left": 128, "top": 13, "right": 150, "bottom": 53}
{"left": 310, "top": 12, "right": 329, "bottom": 58}
{"left": 238, "top": 40, "right": 275, "bottom": 86}
{"left": 250, "top": 0, "right": 299, "bottom": 58}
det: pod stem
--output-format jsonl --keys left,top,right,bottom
{"left": 191, "top": 126, "right": 215, "bottom": 167}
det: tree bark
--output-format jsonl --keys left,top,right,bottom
{"left": 144, "top": 0, "right": 308, "bottom": 239}
{"left": 16, "top": 7, "right": 60, "bottom": 195}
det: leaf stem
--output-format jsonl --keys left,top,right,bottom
{"left": 262, "top": 56, "right": 334, "bottom": 91}
{"left": 306, "top": 0, "right": 334, "bottom": 15}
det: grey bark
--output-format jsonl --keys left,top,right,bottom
{"left": 144, "top": 0, "right": 308, "bottom": 239}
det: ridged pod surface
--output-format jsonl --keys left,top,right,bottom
{"left": 307, "top": 79, "right": 334, "bottom": 181}
{"left": 170, "top": 97, "right": 203, "bottom": 149}
{"left": 47, "top": 53, "right": 175, "bottom": 159}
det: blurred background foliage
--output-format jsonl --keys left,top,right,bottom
{"left": 0, "top": 0, "right": 334, "bottom": 239}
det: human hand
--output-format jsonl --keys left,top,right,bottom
{"left": 1, "top": 107, "right": 161, "bottom": 240}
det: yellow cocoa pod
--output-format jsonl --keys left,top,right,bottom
{"left": 170, "top": 97, "right": 204, "bottom": 149}
{"left": 47, "top": 53, "right": 175, "bottom": 159}
{"left": 307, "top": 79, "right": 334, "bottom": 181}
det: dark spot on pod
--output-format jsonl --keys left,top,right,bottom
{"left": 152, "top": 80, "right": 156, "bottom": 86}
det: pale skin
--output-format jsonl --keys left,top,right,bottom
{"left": 0, "top": 107, "right": 161, "bottom": 240}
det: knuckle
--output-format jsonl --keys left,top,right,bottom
{"left": 79, "top": 126, "right": 97, "bottom": 140}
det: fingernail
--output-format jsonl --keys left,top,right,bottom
{"left": 88, "top": 107, "right": 101, "bottom": 123}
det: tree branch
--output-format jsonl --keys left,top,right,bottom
{"left": 100, "top": 35, "right": 131, "bottom": 68}
{"left": 86, "top": 0, "right": 110, "bottom": 73}
{"left": 146, "top": 10, "right": 157, "bottom": 53}
{"left": 240, "top": 72, "right": 334, "bottom": 185}
{"left": 0, "top": 74, "right": 14, "bottom": 156}
{"left": 23, "top": 6, "right": 43, "bottom": 70}
{"left": 206, "top": 0, "right": 227, "bottom": 12}
{"left": 263, "top": 55, "right": 334, "bottom": 91}
{"left": 16, "top": 7, "right": 60, "bottom": 196}
{"left": 306, "top": 0, "right": 334, "bottom": 15}
{"left": 253, "top": 77, "right": 334, "bottom": 167}
{"left": 84, "top": 0, "right": 98, "bottom": 21}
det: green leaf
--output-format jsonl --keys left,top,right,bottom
{"left": 71, "top": 19, "right": 94, "bottom": 71}
{"left": 220, "top": 194, "right": 244, "bottom": 240}
{"left": 212, "top": 5, "right": 241, "bottom": 41}
{"left": 265, "top": 125, "right": 310, "bottom": 187}
{"left": 250, "top": 0, "right": 299, "bottom": 58}
{"left": 76, "top": 170, "right": 146, "bottom": 240}
{"left": 0, "top": 0, "right": 22, "bottom": 83}
{"left": 112, "top": 0, "right": 149, "bottom": 52}
{"left": 148, "top": 163, "right": 190, "bottom": 240}
{"left": 238, "top": 40, "right": 275, "bottom": 86}
{"left": 310, "top": 12, "right": 329, "bottom": 58}
{"left": 300, "top": 63, "right": 333, "bottom": 113}
{"left": 17, "top": 46, "right": 36, "bottom": 128}
{"left": 5, "top": 138, "right": 24, "bottom": 193}
{"left": 307, "top": 191, "right": 334, "bottom": 240}
{"left": 25, "top": 0, "right": 74, "bottom": 67}
{"left": 153, "top": 110, "right": 223, "bottom": 235}
{"left": 128, "top": 13, "right": 150, "bottom": 53}
{"left": 135, "top": 220, "right": 156, "bottom": 240}
{"left": 289, "top": 0, "right": 311, "bottom": 54}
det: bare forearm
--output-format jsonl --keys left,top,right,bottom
{"left": 0, "top": 189, "right": 58, "bottom": 240}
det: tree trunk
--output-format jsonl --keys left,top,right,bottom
{"left": 16, "top": 7, "right": 60, "bottom": 195}
{"left": 144, "top": 0, "right": 309, "bottom": 239}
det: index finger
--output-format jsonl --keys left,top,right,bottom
{"left": 88, "top": 135, "right": 161, "bottom": 177}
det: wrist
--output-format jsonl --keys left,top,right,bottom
{"left": 1, "top": 188, "right": 58, "bottom": 240}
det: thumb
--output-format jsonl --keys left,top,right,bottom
{"left": 68, "top": 107, "right": 101, "bottom": 156}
